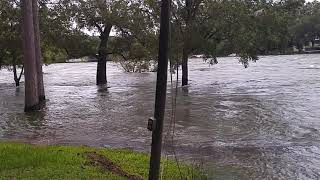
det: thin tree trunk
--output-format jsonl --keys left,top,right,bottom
{"left": 32, "top": 0, "right": 45, "bottom": 101}
{"left": 182, "top": 0, "right": 192, "bottom": 86}
{"left": 176, "top": 61, "right": 179, "bottom": 84}
{"left": 13, "top": 66, "right": 18, "bottom": 86}
{"left": 0, "top": 53, "right": 3, "bottom": 68}
{"left": 64, "top": 47, "right": 71, "bottom": 59}
{"left": 182, "top": 46, "right": 189, "bottom": 86}
{"left": 18, "top": 66, "right": 25, "bottom": 85}
{"left": 13, "top": 65, "right": 24, "bottom": 87}
{"left": 96, "top": 25, "right": 112, "bottom": 85}
{"left": 22, "top": 0, "right": 39, "bottom": 111}
{"left": 12, "top": 53, "right": 19, "bottom": 87}
{"left": 12, "top": 57, "right": 19, "bottom": 87}
{"left": 312, "top": 41, "right": 315, "bottom": 48}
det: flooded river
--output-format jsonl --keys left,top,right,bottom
{"left": 1, "top": 54, "right": 320, "bottom": 179}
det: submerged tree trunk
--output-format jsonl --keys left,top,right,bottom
{"left": 12, "top": 53, "right": 24, "bottom": 87}
{"left": 32, "top": 0, "right": 45, "bottom": 101}
{"left": 96, "top": 25, "right": 112, "bottom": 85}
{"left": 0, "top": 53, "right": 3, "bottom": 68}
{"left": 12, "top": 53, "right": 18, "bottom": 86}
{"left": 13, "top": 65, "right": 24, "bottom": 87}
{"left": 182, "top": 46, "right": 189, "bottom": 86}
{"left": 312, "top": 41, "right": 315, "bottom": 48}
{"left": 18, "top": 66, "right": 24, "bottom": 86}
{"left": 22, "top": 0, "right": 39, "bottom": 111}
{"left": 181, "top": 0, "right": 192, "bottom": 86}
{"left": 13, "top": 64, "right": 19, "bottom": 87}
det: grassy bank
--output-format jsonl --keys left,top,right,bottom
{"left": 0, "top": 142, "right": 205, "bottom": 179}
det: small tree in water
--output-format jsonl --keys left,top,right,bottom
{"left": 66, "top": 0, "right": 132, "bottom": 85}
{"left": 0, "top": 0, "right": 24, "bottom": 87}
{"left": 167, "top": 0, "right": 304, "bottom": 86}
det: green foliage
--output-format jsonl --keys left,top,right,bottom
{"left": 167, "top": 0, "right": 307, "bottom": 68}
{"left": 290, "top": 1, "right": 320, "bottom": 50}
{"left": 110, "top": 37, "right": 157, "bottom": 72}
{"left": 52, "top": 0, "right": 158, "bottom": 74}
{"left": 40, "top": 1, "right": 100, "bottom": 62}
{"left": 0, "top": 0, "right": 315, "bottom": 71}
{"left": 42, "top": 44, "right": 68, "bottom": 64}
{"left": 0, "top": 0, "right": 22, "bottom": 69}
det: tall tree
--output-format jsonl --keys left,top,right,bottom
{"left": 32, "top": 0, "right": 45, "bottom": 101}
{"left": 21, "top": 0, "right": 39, "bottom": 111}
{"left": 291, "top": 1, "right": 320, "bottom": 51}
{"left": 71, "top": 0, "right": 130, "bottom": 85}
{"left": 171, "top": 0, "right": 235, "bottom": 85}
{"left": 181, "top": 0, "right": 197, "bottom": 86}
{"left": 169, "top": 0, "right": 304, "bottom": 85}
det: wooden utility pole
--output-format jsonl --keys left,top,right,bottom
{"left": 22, "top": 0, "right": 39, "bottom": 111}
{"left": 148, "top": 0, "right": 170, "bottom": 179}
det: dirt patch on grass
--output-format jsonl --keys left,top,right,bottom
{"left": 84, "top": 152, "right": 143, "bottom": 180}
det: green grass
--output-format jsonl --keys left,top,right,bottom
{"left": 0, "top": 142, "right": 205, "bottom": 180}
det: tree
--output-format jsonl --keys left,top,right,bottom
{"left": 108, "top": 2, "right": 159, "bottom": 73}
{"left": 33, "top": 0, "right": 45, "bottom": 101}
{"left": 0, "top": 0, "right": 24, "bottom": 87}
{"left": 39, "top": 0, "right": 99, "bottom": 62}
{"left": 0, "top": 0, "right": 45, "bottom": 109}
{"left": 291, "top": 1, "right": 320, "bottom": 51}
{"left": 69, "top": 0, "right": 131, "bottom": 85}
{"left": 21, "top": 0, "right": 39, "bottom": 111}
{"left": 170, "top": 0, "right": 258, "bottom": 85}
{"left": 174, "top": 0, "right": 201, "bottom": 86}
{"left": 169, "top": 0, "right": 306, "bottom": 85}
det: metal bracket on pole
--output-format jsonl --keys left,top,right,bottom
{"left": 148, "top": 117, "right": 156, "bottom": 131}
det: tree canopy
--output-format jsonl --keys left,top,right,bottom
{"left": 1, "top": 0, "right": 319, "bottom": 83}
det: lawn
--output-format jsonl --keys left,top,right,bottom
{"left": 0, "top": 142, "right": 205, "bottom": 180}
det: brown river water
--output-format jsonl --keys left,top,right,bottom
{"left": 1, "top": 54, "right": 320, "bottom": 179}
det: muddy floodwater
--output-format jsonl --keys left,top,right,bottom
{"left": 1, "top": 54, "right": 320, "bottom": 179}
